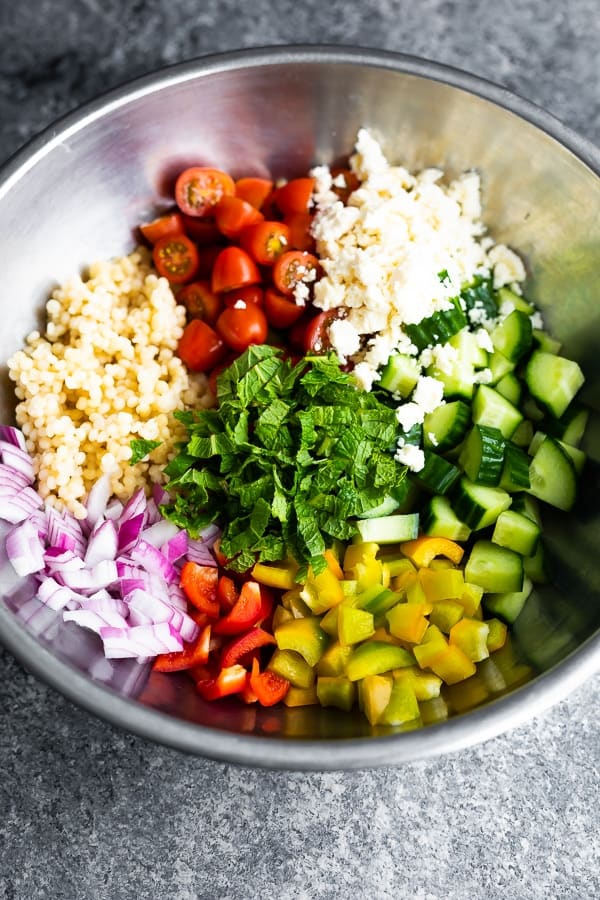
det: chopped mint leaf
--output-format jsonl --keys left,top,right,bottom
{"left": 130, "top": 438, "right": 161, "bottom": 465}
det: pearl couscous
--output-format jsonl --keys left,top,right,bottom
{"left": 8, "top": 248, "right": 212, "bottom": 518}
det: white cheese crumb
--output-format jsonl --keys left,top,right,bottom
{"left": 395, "top": 442, "right": 425, "bottom": 472}
{"left": 474, "top": 328, "right": 494, "bottom": 352}
{"left": 473, "top": 368, "right": 493, "bottom": 384}
{"left": 427, "top": 431, "right": 439, "bottom": 447}
{"left": 328, "top": 318, "right": 361, "bottom": 362}
{"left": 293, "top": 282, "right": 310, "bottom": 306}
{"left": 412, "top": 375, "right": 445, "bottom": 414}
{"left": 488, "top": 244, "right": 527, "bottom": 288}
{"left": 233, "top": 300, "right": 247, "bottom": 310}
{"left": 531, "top": 311, "right": 544, "bottom": 330}
{"left": 353, "top": 361, "right": 379, "bottom": 392}
{"left": 395, "top": 402, "right": 424, "bottom": 432}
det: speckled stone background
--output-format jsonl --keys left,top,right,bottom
{"left": 1, "top": 2, "right": 599, "bottom": 898}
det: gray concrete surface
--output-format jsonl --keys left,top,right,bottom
{"left": 0, "top": 1, "right": 599, "bottom": 898}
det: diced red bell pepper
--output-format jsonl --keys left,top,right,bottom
{"left": 196, "top": 664, "right": 249, "bottom": 700}
{"left": 239, "top": 681, "right": 259, "bottom": 704}
{"left": 220, "top": 627, "right": 276, "bottom": 668}
{"left": 180, "top": 561, "right": 219, "bottom": 617}
{"left": 153, "top": 624, "right": 212, "bottom": 673}
{"left": 214, "top": 580, "right": 264, "bottom": 635}
{"left": 217, "top": 575, "right": 239, "bottom": 612}
{"left": 249, "top": 657, "right": 290, "bottom": 706}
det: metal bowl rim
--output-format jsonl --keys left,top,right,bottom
{"left": 1, "top": 44, "right": 599, "bottom": 769}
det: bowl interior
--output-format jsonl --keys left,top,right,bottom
{"left": 1, "top": 50, "right": 600, "bottom": 759}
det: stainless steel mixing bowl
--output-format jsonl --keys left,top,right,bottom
{"left": 1, "top": 46, "right": 599, "bottom": 769}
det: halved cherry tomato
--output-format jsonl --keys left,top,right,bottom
{"left": 217, "top": 575, "right": 239, "bottom": 613}
{"left": 214, "top": 196, "right": 264, "bottom": 239}
{"left": 181, "top": 216, "right": 223, "bottom": 246}
{"left": 177, "top": 281, "right": 223, "bottom": 324}
{"left": 196, "top": 244, "right": 225, "bottom": 279}
{"left": 211, "top": 246, "right": 261, "bottom": 293}
{"left": 212, "top": 537, "right": 228, "bottom": 567}
{"left": 235, "top": 177, "right": 274, "bottom": 209}
{"left": 175, "top": 166, "right": 235, "bottom": 217}
{"left": 303, "top": 309, "right": 347, "bottom": 354}
{"left": 240, "top": 221, "right": 291, "bottom": 266}
{"left": 153, "top": 234, "right": 200, "bottom": 284}
{"left": 177, "top": 319, "right": 225, "bottom": 372}
{"left": 249, "top": 657, "right": 290, "bottom": 706}
{"left": 223, "top": 285, "right": 264, "bottom": 309}
{"left": 272, "top": 250, "right": 319, "bottom": 298}
{"left": 284, "top": 212, "right": 315, "bottom": 252}
{"left": 213, "top": 580, "right": 263, "bottom": 635}
{"left": 140, "top": 212, "right": 184, "bottom": 245}
{"left": 264, "top": 287, "right": 305, "bottom": 330}
{"left": 216, "top": 304, "right": 268, "bottom": 353}
{"left": 152, "top": 624, "right": 212, "bottom": 672}
{"left": 273, "top": 177, "right": 315, "bottom": 216}
{"left": 196, "top": 664, "right": 248, "bottom": 700}
{"left": 180, "top": 561, "right": 220, "bottom": 617}
{"left": 220, "top": 628, "right": 276, "bottom": 669}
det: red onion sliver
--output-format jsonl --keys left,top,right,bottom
{"left": 85, "top": 518, "right": 118, "bottom": 566}
{"left": 100, "top": 622, "right": 183, "bottom": 659}
{"left": 141, "top": 519, "right": 180, "bottom": 549}
{"left": 128, "top": 539, "right": 177, "bottom": 583}
{"left": 0, "top": 442, "right": 35, "bottom": 482}
{"left": 117, "top": 513, "right": 145, "bottom": 554}
{"left": 64, "top": 608, "right": 129, "bottom": 633}
{"left": 0, "top": 426, "right": 27, "bottom": 451}
{"left": 85, "top": 472, "right": 112, "bottom": 528}
{"left": 161, "top": 529, "right": 188, "bottom": 563}
{"left": 5, "top": 519, "right": 45, "bottom": 576}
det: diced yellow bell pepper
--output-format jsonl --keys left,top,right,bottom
{"left": 338, "top": 605, "right": 375, "bottom": 646}
{"left": 428, "top": 599, "right": 465, "bottom": 634}
{"left": 486, "top": 617, "right": 508, "bottom": 652}
{"left": 359, "top": 674, "right": 393, "bottom": 725}
{"left": 316, "top": 642, "right": 354, "bottom": 676}
{"left": 477, "top": 657, "right": 507, "bottom": 693}
{"left": 346, "top": 641, "right": 414, "bottom": 681}
{"left": 490, "top": 636, "right": 534, "bottom": 688}
{"left": 324, "top": 548, "right": 344, "bottom": 580}
{"left": 406, "top": 578, "right": 430, "bottom": 607}
{"left": 413, "top": 624, "right": 448, "bottom": 669}
{"left": 283, "top": 685, "right": 319, "bottom": 707}
{"left": 380, "top": 676, "right": 420, "bottom": 725}
{"left": 370, "top": 626, "right": 404, "bottom": 645}
{"left": 428, "top": 645, "right": 477, "bottom": 684}
{"left": 386, "top": 602, "right": 429, "bottom": 644}
{"left": 428, "top": 557, "right": 455, "bottom": 570}
{"left": 320, "top": 605, "right": 339, "bottom": 637}
{"left": 316, "top": 676, "right": 356, "bottom": 711}
{"left": 272, "top": 604, "right": 294, "bottom": 630}
{"left": 392, "top": 666, "right": 442, "bottom": 700}
{"left": 450, "top": 618, "right": 490, "bottom": 662}
{"left": 458, "top": 581, "right": 484, "bottom": 616}
{"left": 418, "top": 567, "right": 465, "bottom": 603}
{"left": 381, "top": 557, "right": 417, "bottom": 578}
{"left": 268, "top": 648, "right": 316, "bottom": 689}
{"left": 300, "top": 567, "right": 344, "bottom": 615}
{"left": 353, "top": 557, "right": 384, "bottom": 590}
{"left": 343, "top": 541, "right": 379, "bottom": 573}
{"left": 381, "top": 561, "right": 391, "bottom": 589}
{"left": 287, "top": 593, "right": 313, "bottom": 619}
{"left": 400, "top": 536, "right": 465, "bottom": 568}
{"left": 252, "top": 561, "right": 297, "bottom": 590}
{"left": 392, "top": 568, "right": 418, "bottom": 593}
{"left": 444, "top": 672, "right": 489, "bottom": 711}
{"left": 274, "top": 616, "right": 329, "bottom": 667}
{"left": 341, "top": 579, "right": 358, "bottom": 598}
{"left": 419, "top": 696, "right": 449, "bottom": 724}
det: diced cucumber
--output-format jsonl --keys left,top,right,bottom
{"left": 532, "top": 329, "right": 561, "bottom": 354}
{"left": 355, "top": 513, "right": 419, "bottom": 544}
{"left": 423, "top": 400, "right": 471, "bottom": 451}
{"left": 459, "top": 425, "right": 506, "bottom": 486}
{"left": 378, "top": 354, "right": 420, "bottom": 397}
{"left": 523, "top": 541, "right": 547, "bottom": 583}
{"left": 522, "top": 396, "right": 545, "bottom": 422}
{"left": 497, "top": 286, "right": 534, "bottom": 315}
{"left": 543, "top": 405, "right": 589, "bottom": 448}
{"left": 426, "top": 358, "right": 474, "bottom": 401}
{"left": 558, "top": 440, "right": 586, "bottom": 475}
{"left": 510, "top": 419, "right": 534, "bottom": 448}
{"left": 421, "top": 495, "right": 471, "bottom": 541}
{"left": 528, "top": 430, "right": 546, "bottom": 456}
{"left": 472, "top": 385, "right": 523, "bottom": 439}
{"left": 499, "top": 443, "right": 531, "bottom": 491}
{"left": 405, "top": 298, "right": 468, "bottom": 351}
{"left": 449, "top": 327, "right": 489, "bottom": 368}
{"left": 495, "top": 372, "right": 521, "bottom": 406}
{"left": 525, "top": 350, "right": 585, "bottom": 418}
{"left": 412, "top": 452, "right": 461, "bottom": 495}
{"left": 452, "top": 477, "right": 512, "bottom": 530}
{"left": 487, "top": 350, "right": 515, "bottom": 385}
{"left": 528, "top": 436, "right": 577, "bottom": 511}
{"left": 491, "top": 309, "right": 533, "bottom": 362}
{"left": 484, "top": 577, "right": 533, "bottom": 624}
{"left": 492, "top": 510, "right": 540, "bottom": 556}
{"left": 510, "top": 493, "right": 541, "bottom": 524}
{"left": 358, "top": 495, "right": 401, "bottom": 519}
{"left": 464, "top": 541, "right": 524, "bottom": 593}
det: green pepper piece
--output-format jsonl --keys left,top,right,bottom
{"left": 316, "top": 676, "right": 356, "bottom": 711}
{"left": 316, "top": 642, "right": 354, "bottom": 677}
{"left": 346, "top": 640, "right": 414, "bottom": 681}
{"left": 268, "top": 648, "right": 316, "bottom": 689}
{"left": 274, "top": 616, "right": 329, "bottom": 667}
{"left": 380, "top": 676, "right": 420, "bottom": 725}
{"left": 338, "top": 605, "right": 375, "bottom": 646}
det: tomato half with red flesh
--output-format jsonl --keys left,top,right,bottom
{"left": 175, "top": 166, "right": 235, "bottom": 217}
{"left": 216, "top": 304, "right": 269, "bottom": 353}
{"left": 264, "top": 287, "right": 305, "bottom": 330}
{"left": 211, "top": 246, "right": 261, "bottom": 293}
{"left": 235, "top": 177, "right": 274, "bottom": 209}
{"left": 153, "top": 234, "right": 200, "bottom": 284}
{"left": 223, "top": 285, "right": 264, "bottom": 309}
{"left": 240, "top": 221, "right": 291, "bottom": 266}
{"left": 274, "top": 177, "right": 315, "bottom": 216}
{"left": 140, "top": 212, "right": 184, "bottom": 245}
{"left": 196, "top": 244, "right": 224, "bottom": 280}
{"left": 284, "top": 212, "right": 315, "bottom": 252}
{"left": 303, "top": 309, "right": 347, "bottom": 354}
{"left": 178, "top": 281, "right": 223, "bottom": 324}
{"left": 214, "top": 196, "right": 264, "bottom": 239}
{"left": 177, "top": 319, "right": 225, "bottom": 373}
{"left": 272, "top": 250, "right": 319, "bottom": 298}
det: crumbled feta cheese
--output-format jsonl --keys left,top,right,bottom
{"left": 412, "top": 375, "right": 445, "bottom": 414}
{"left": 427, "top": 431, "right": 439, "bottom": 447}
{"left": 353, "top": 361, "right": 379, "bottom": 392}
{"left": 293, "top": 282, "right": 310, "bottom": 306}
{"left": 488, "top": 244, "right": 527, "bottom": 288}
{"left": 474, "top": 328, "right": 494, "bottom": 352}
{"left": 395, "top": 442, "right": 425, "bottom": 472}
{"left": 233, "top": 300, "right": 247, "bottom": 310}
{"left": 473, "top": 368, "right": 493, "bottom": 384}
{"left": 395, "top": 402, "right": 424, "bottom": 432}
{"left": 328, "top": 318, "right": 361, "bottom": 361}
{"left": 429, "top": 343, "right": 459, "bottom": 375}
{"left": 531, "top": 311, "right": 544, "bottom": 330}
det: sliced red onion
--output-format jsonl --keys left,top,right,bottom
{"left": 85, "top": 518, "right": 118, "bottom": 566}
{"left": 185, "top": 538, "right": 218, "bottom": 567}
{"left": 161, "top": 529, "right": 188, "bottom": 563}
{"left": 152, "top": 482, "right": 169, "bottom": 506}
{"left": 127, "top": 588, "right": 173, "bottom": 625}
{"left": 0, "top": 426, "right": 28, "bottom": 452}
{"left": 117, "top": 512, "right": 145, "bottom": 554}
{"left": 144, "top": 498, "right": 162, "bottom": 526}
{"left": 58, "top": 558, "right": 118, "bottom": 593}
{"left": 46, "top": 507, "right": 86, "bottom": 556}
{"left": 64, "top": 608, "right": 129, "bottom": 633}
{"left": 37, "top": 576, "right": 82, "bottom": 611}
{"left": 199, "top": 523, "right": 221, "bottom": 549}
{"left": 0, "top": 464, "right": 32, "bottom": 493}
{"left": 85, "top": 472, "right": 112, "bottom": 528}
{"left": 0, "top": 442, "right": 35, "bottom": 482}
{"left": 119, "top": 488, "right": 147, "bottom": 525}
{"left": 104, "top": 498, "right": 124, "bottom": 521}
{"left": 100, "top": 622, "right": 183, "bottom": 658}
{"left": 129, "top": 539, "right": 177, "bottom": 583}
{"left": 81, "top": 593, "right": 128, "bottom": 618}
{"left": 5, "top": 519, "right": 45, "bottom": 576}
{"left": 44, "top": 548, "right": 86, "bottom": 579}
{"left": 141, "top": 519, "right": 180, "bottom": 549}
